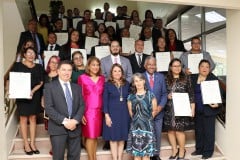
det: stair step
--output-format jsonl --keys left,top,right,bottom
{"left": 9, "top": 124, "right": 225, "bottom": 160}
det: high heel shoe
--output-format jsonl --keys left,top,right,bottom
{"left": 24, "top": 146, "right": 33, "bottom": 155}
{"left": 169, "top": 149, "right": 179, "bottom": 159}
{"left": 30, "top": 144, "right": 40, "bottom": 154}
{"left": 177, "top": 149, "right": 186, "bottom": 160}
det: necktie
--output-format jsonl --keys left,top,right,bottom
{"left": 138, "top": 54, "right": 142, "bottom": 67}
{"left": 50, "top": 45, "right": 53, "bottom": 51}
{"left": 114, "top": 57, "right": 118, "bottom": 64}
{"left": 64, "top": 83, "right": 72, "bottom": 118}
{"left": 150, "top": 75, "right": 154, "bottom": 89}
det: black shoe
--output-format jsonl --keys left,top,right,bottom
{"left": 24, "top": 147, "right": 33, "bottom": 155}
{"left": 30, "top": 145, "right": 40, "bottom": 154}
{"left": 169, "top": 149, "right": 179, "bottom": 159}
{"left": 102, "top": 141, "right": 110, "bottom": 150}
{"left": 191, "top": 150, "right": 202, "bottom": 156}
{"left": 202, "top": 155, "right": 211, "bottom": 159}
{"left": 152, "top": 155, "right": 161, "bottom": 160}
{"left": 177, "top": 149, "right": 186, "bottom": 160}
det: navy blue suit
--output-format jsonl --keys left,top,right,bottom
{"left": 144, "top": 71, "right": 167, "bottom": 156}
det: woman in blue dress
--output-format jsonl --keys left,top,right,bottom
{"left": 126, "top": 73, "right": 158, "bottom": 160}
{"left": 102, "top": 63, "right": 130, "bottom": 160}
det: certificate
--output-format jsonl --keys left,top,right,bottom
{"left": 84, "top": 37, "right": 99, "bottom": 55}
{"left": 117, "top": 20, "right": 125, "bottom": 29}
{"left": 171, "top": 51, "right": 183, "bottom": 59}
{"left": 73, "top": 18, "right": 82, "bottom": 29}
{"left": 105, "top": 22, "right": 117, "bottom": 31}
{"left": 62, "top": 18, "right": 67, "bottom": 30}
{"left": 143, "top": 40, "right": 153, "bottom": 55}
{"left": 172, "top": 93, "right": 192, "bottom": 117}
{"left": 188, "top": 53, "right": 203, "bottom": 74}
{"left": 43, "top": 110, "right": 49, "bottom": 120}
{"left": 95, "top": 46, "right": 111, "bottom": 60}
{"left": 201, "top": 80, "right": 222, "bottom": 104}
{"left": 82, "top": 24, "right": 86, "bottom": 34}
{"left": 155, "top": 52, "right": 171, "bottom": 72}
{"left": 129, "top": 24, "right": 142, "bottom": 40}
{"left": 71, "top": 48, "right": 87, "bottom": 65}
{"left": 43, "top": 51, "right": 59, "bottom": 70}
{"left": 122, "top": 37, "right": 135, "bottom": 54}
{"left": 55, "top": 33, "right": 68, "bottom": 45}
{"left": 94, "top": 19, "right": 104, "bottom": 25}
{"left": 9, "top": 72, "right": 31, "bottom": 99}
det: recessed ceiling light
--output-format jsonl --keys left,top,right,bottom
{"left": 196, "top": 11, "right": 226, "bottom": 23}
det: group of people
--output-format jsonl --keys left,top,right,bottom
{"left": 8, "top": 2, "right": 222, "bottom": 160}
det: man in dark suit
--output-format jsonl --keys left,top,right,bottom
{"left": 17, "top": 19, "right": 45, "bottom": 57}
{"left": 128, "top": 40, "right": 149, "bottom": 73}
{"left": 143, "top": 56, "right": 167, "bottom": 160}
{"left": 44, "top": 60, "right": 85, "bottom": 160}
{"left": 101, "top": 40, "right": 133, "bottom": 82}
{"left": 45, "top": 32, "right": 61, "bottom": 51}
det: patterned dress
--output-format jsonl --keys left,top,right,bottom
{"left": 163, "top": 76, "right": 194, "bottom": 131}
{"left": 126, "top": 91, "right": 157, "bottom": 157}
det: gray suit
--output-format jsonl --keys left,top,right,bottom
{"left": 44, "top": 79, "right": 85, "bottom": 160}
{"left": 101, "top": 55, "right": 133, "bottom": 82}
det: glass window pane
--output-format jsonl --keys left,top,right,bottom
{"left": 181, "top": 7, "right": 201, "bottom": 40}
{"left": 167, "top": 18, "right": 178, "bottom": 37}
{"left": 206, "top": 28, "right": 226, "bottom": 76}
{"left": 205, "top": 8, "right": 226, "bottom": 30}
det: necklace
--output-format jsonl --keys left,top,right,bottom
{"left": 115, "top": 84, "right": 123, "bottom": 101}
{"left": 136, "top": 92, "right": 146, "bottom": 101}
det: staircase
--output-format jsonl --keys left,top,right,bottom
{"left": 8, "top": 124, "right": 226, "bottom": 160}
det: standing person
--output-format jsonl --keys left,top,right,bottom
{"left": 78, "top": 57, "right": 105, "bottom": 160}
{"left": 71, "top": 51, "right": 85, "bottom": 83}
{"left": 143, "top": 56, "right": 167, "bottom": 160}
{"left": 101, "top": 40, "right": 132, "bottom": 83}
{"left": 191, "top": 60, "right": 221, "bottom": 159}
{"left": 44, "top": 60, "right": 85, "bottom": 160}
{"left": 128, "top": 40, "right": 149, "bottom": 73}
{"left": 17, "top": 19, "right": 45, "bottom": 64}
{"left": 59, "top": 29, "right": 82, "bottom": 61}
{"left": 126, "top": 73, "right": 158, "bottom": 160}
{"left": 164, "top": 58, "right": 195, "bottom": 160}
{"left": 16, "top": 39, "right": 35, "bottom": 62}
{"left": 45, "top": 32, "right": 61, "bottom": 51}
{"left": 102, "top": 64, "right": 130, "bottom": 160}
{"left": 165, "top": 29, "right": 186, "bottom": 52}
{"left": 10, "top": 47, "right": 44, "bottom": 155}
{"left": 180, "top": 36, "right": 215, "bottom": 75}
{"left": 41, "top": 55, "right": 60, "bottom": 155}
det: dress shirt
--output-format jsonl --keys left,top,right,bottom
{"left": 135, "top": 52, "right": 143, "bottom": 66}
{"left": 48, "top": 44, "right": 56, "bottom": 51}
{"left": 59, "top": 78, "right": 72, "bottom": 98}
{"left": 111, "top": 54, "right": 121, "bottom": 65}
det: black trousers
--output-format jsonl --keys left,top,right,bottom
{"left": 194, "top": 113, "right": 216, "bottom": 157}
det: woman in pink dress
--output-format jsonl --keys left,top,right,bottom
{"left": 78, "top": 56, "right": 105, "bottom": 160}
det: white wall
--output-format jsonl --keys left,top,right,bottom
{"left": 3, "top": 0, "right": 25, "bottom": 72}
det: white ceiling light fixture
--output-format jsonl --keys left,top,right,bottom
{"left": 195, "top": 11, "right": 226, "bottom": 23}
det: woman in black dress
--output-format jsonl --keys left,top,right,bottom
{"left": 164, "top": 58, "right": 195, "bottom": 160}
{"left": 11, "top": 47, "right": 44, "bottom": 155}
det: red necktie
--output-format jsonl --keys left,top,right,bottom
{"left": 150, "top": 75, "right": 154, "bottom": 89}
{"left": 114, "top": 57, "right": 118, "bottom": 64}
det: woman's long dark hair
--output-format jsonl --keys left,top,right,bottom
{"left": 166, "top": 58, "right": 186, "bottom": 86}
{"left": 108, "top": 63, "right": 126, "bottom": 86}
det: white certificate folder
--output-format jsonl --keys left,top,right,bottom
{"left": 9, "top": 72, "right": 31, "bottom": 99}
{"left": 172, "top": 93, "right": 192, "bottom": 116}
{"left": 201, "top": 80, "right": 222, "bottom": 104}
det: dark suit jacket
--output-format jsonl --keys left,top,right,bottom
{"left": 191, "top": 73, "right": 222, "bottom": 116}
{"left": 44, "top": 79, "right": 85, "bottom": 137}
{"left": 101, "top": 55, "right": 133, "bottom": 82}
{"left": 128, "top": 53, "right": 149, "bottom": 73}
{"left": 144, "top": 71, "right": 167, "bottom": 119}
{"left": 17, "top": 31, "right": 45, "bottom": 55}
{"left": 59, "top": 42, "right": 82, "bottom": 61}
{"left": 45, "top": 44, "right": 61, "bottom": 51}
